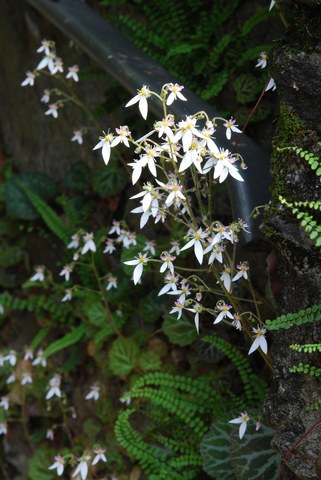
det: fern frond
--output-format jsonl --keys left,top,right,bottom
{"left": 290, "top": 343, "right": 321, "bottom": 353}
{"left": 56, "top": 195, "right": 81, "bottom": 230}
{"left": 277, "top": 145, "right": 321, "bottom": 179}
{"left": 290, "top": 362, "right": 321, "bottom": 376}
{"left": 265, "top": 304, "right": 321, "bottom": 330}
{"left": 201, "top": 336, "right": 267, "bottom": 404}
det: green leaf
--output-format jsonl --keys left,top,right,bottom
{"left": 5, "top": 172, "right": 57, "bottom": 220}
{"left": 139, "top": 289, "right": 168, "bottom": 323}
{"left": 200, "top": 418, "right": 236, "bottom": 479}
{"left": 64, "top": 161, "right": 91, "bottom": 192}
{"left": 30, "top": 326, "right": 51, "bottom": 351}
{"left": 109, "top": 337, "right": 140, "bottom": 375}
{"left": 163, "top": 313, "right": 198, "bottom": 346}
{"left": 139, "top": 351, "right": 162, "bottom": 371}
{"left": 28, "top": 448, "right": 56, "bottom": 480}
{"left": 234, "top": 74, "right": 260, "bottom": 104}
{"left": 44, "top": 323, "right": 87, "bottom": 358}
{"left": 85, "top": 301, "right": 108, "bottom": 327}
{"left": 93, "top": 161, "right": 127, "bottom": 197}
{"left": 230, "top": 423, "right": 281, "bottom": 480}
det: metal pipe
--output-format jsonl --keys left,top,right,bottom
{"left": 26, "top": 0, "right": 271, "bottom": 246}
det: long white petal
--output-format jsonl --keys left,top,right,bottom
{"left": 248, "top": 337, "right": 260, "bottom": 355}
{"left": 133, "top": 263, "right": 143, "bottom": 284}
{"left": 180, "top": 238, "right": 195, "bottom": 252}
{"left": 166, "top": 92, "right": 175, "bottom": 106}
{"left": 102, "top": 143, "right": 111, "bottom": 165}
{"left": 194, "top": 240, "right": 203, "bottom": 264}
{"left": 125, "top": 94, "right": 140, "bottom": 108}
{"left": 239, "top": 421, "right": 247, "bottom": 439}
{"left": 139, "top": 97, "right": 148, "bottom": 119}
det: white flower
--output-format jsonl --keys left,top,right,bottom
{"left": 248, "top": 326, "right": 268, "bottom": 355}
{"left": 21, "top": 372, "right": 32, "bottom": 385}
{"left": 46, "top": 428, "right": 54, "bottom": 440}
{"left": 256, "top": 52, "right": 267, "bottom": 69}
{"left": 0, "top": 423, "right": 7, "bottom": 436}
{"left": 21, "top": 71, "right": 36, "bottom": 87}
{"left": 144, "top": 240, "right": 156, "bottom": 256}
{"left": 214, "top": 303, "right": 233, "bottom": 324}
{"left": 93, "top": 131, "right": 114, "bottom": 165}
{"left": 174, "top": 116, "right": 203, "bottom": 152}
{"left": 124, "top": 253, "right": 149, "bottom": 284}
{"left": 155, "top": 117, "right": 175, "bottom": 140}
{"left": 155, "top": 210, "right": 166, "bottom": 223}
{"left": 82, "top": 232, "right": 96, "bottom": 254}
{"left": 67, "top": 234, "right": 80, "bottom": 249}
{"left": 46, "top": 378, "right": 62, "bottom": 400}
{"left": 213, "top": 150, "right": 244, "bottom": 183}
{"left": 37, "top": 39, "right": 51, "bottom": 55}
{"left": 0, "top": 305, "right": 3, "bottom": 315}
{"left": 180, "top": 228, "right": 207, "bottom": 264}
{"left": 165, "top": 182, "right": 186, "bottom": 205}
{"left": 269, "top": 0, "right": 275, "bottom": 11}
{"left": 232, "top": 263, "right": 249, "bottom": 281}
{"left": 66, "top": 65, "right": 79, "bottom": 82}
{"left": 92, "top": 447, "right": 107, "bottom": 465}
{"left": 106, "top": 275, "right": 117, "bottom": 290}
{"left": 167, "top": 281, "right": 191, "bottom": 303}
{"left": 24, "top": 347, "right": 33, "bottom": 360}
{"left": 186, "top": 303, "right": 202, "bottom": 334}
{"left": 49, "top": 454, "right": 65, "bottom": 476}
{"left": 223, "top": 118, "right": 242, "bottom": 140}
{"left": 0, "top": 396, "right": 9, "bottom": 410}
{"left": 266, "top": 77, "right": 276, "bottom": 91}
{"left": 220, "top": 266, "right": 232, "bottom": 292}
{"left": 166, "top": 83, "right": 187, "bottom": 105}
{"left": 41, "top": 89, "right": 50, "bottom": 103}
{"left": 109, "top": 220, "right": 121, "bottom": 235}
{"left": 6, "top": 373, "right": 15, "bottom": 384}
{"left": 85, "top": 385, "right": 100, "bottom": 401}
{"left": 32, "top": 349, "right": 47, "bottom": 367}
{"left": 73, "top": 455, "right": 91, "bottom": 480}
{"left": 232, "top": 314, "right": 242, "bottom": 331}
{"left": 125, "top": 85, "right": 151, "bottom": 119}
{"left": 111, "top": 126, "right": 131, "bottom": 148}
{"left": 59, "top": 264, "right": 73, "bottom": 282}
{"left": 62, "top": 288, "right": 72, "bottom": 302}
{"left": 103, "top": 238, "right": 116, "bottom": 254}
{"left": 158, "top": 273, "right": 179, "bottom": 296}
{"left": 45, "top": 103, "right": 59, "bottom": 118}
{"left": 229, "top": 412, "right": 249, "bottom": 439}
{"left": 170, "top": 300, "right": 184, "bottom": 320}
{"left": 71, "top": 130, "right": 83, "bottom": 144}
{"left": 5, "top": 350, "right": 16, "bottom": 366}
{"left": 52, "top": 58, "right": 64, "bottom": 74}
{"left": 37, "top": 52, "right": 56, "bottom": 73}
{"left": 30, "top": 266, "right": 45, "bottom": 282}
{"left": 169, "top": 240, "right": 180, "bottom": 255}
{"left": 160, "top": 253, "right": 176, "bottom": 274}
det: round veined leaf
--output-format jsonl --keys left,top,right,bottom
{"left": 93, "top": 161, "right": 128, "bottom": 197}
{"left": 163, "top": 313, "right": 198, "bottom": 346}
{"left": 139, "top": 351, "right": 162, "bottom": 371}
{"left": 230, "top": 422, "right": 282, "bottom": 480}
{"left": 5, "top": 172, "right": 57, "bottom": 220}
{"left": 200, "top": 419, "right": 236, "bottom": 479}
{"left": 109, "top": 337, "right": 140, "bottom": 375}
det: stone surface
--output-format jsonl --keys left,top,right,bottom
{"left": 263, "top": 3, "right": 321, "bottom": 479}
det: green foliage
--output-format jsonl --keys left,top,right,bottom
{"left": 5, "top": 172, "right": 57, "bottom": 220}
{"left": 290, "top": 343, "right": 321, "bottom": 353}
{"left": 265, "top": 304, "right": 321, "bottom": 330}
{"left": 19, "top": 184, "right": 72, "bottom": 244}
{"left": 201, "top": 336, "right": 268, "bottom": 404}
{"left": 43, "top": 323, "right": 87, "bottom": 359}
{"left": 109, "top": 337, "right": 140, "bottom": 375}
{"left": 201, "top": 419, "right": 281, "bottom": 480}
{"left": 104, "top": 0, "right": 273, "bottom": 104}
{"left": 115, "top": 372, "right": 221, "bottom": 478}
{"left": 289, "top": 363, "right": 321, "bottom": 376}
{"left": 163, "top": 313, "right": 198, "bottom": 346}
{"left": 93, "top": 159, "right": 128, "bottom": 197}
